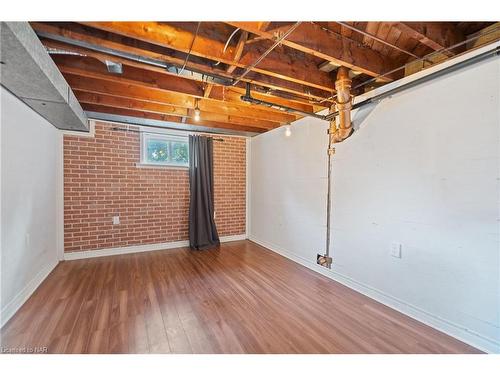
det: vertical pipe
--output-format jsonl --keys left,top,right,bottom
{"left": 332, "top": 66, "right": 354, "bottom": 143}
{"left": 325, "top": 148, "right": 333, "bottom": 259}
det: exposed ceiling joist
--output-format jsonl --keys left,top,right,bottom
{"left": 78, "top": 22, "right": 338, "bottom": 92}
{"left": 32, "top": 22, "right": 331, "bottom": 102}
{"left": 75, "top": 91, "right": 278, "bottom": 130}
{"left": 226, "top": 30, "right": 248, "bottom": 74}
{"left": 41, "top": 37, "right": 322, "bottom": 113}
{"left": 395, "top": 22, "right": 465, "bottom": 55}
{"left": 62, "top": 73, "right": 296, "bottom": 125}
{"left": 50, "top": 52, "right": 314, "bottom": 118}
{"left": 226, "top": 21, "right": 401, "bottom": 81}
{"left": 56, "top": 71, "right": 297, "bottom": 125}
{"left": 203, "top": 83, "right": 214, "bottom": 97}
{"left": 84, "top": 104, "right": 266, "bottom": 134}
{"left": 27, "top": 21, "right": 496, "bottom": 135}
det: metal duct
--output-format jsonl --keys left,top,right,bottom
{"left": 104, "top": 60, "right": 123, "bottom": 74}
{"left": 36, "top": 30, "right": 234, "bottom": 86}
{"left": 45, "top": 47, "right": 87, "bottom": 57}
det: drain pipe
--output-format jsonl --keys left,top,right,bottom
{"left": 330, "top": 66, "right": 354, "bottom": 143}
{"left": 241, "top": 44, "right": 500, "bottom": 124}
{"left": 317, "top": 66, "right": 355, "bottom": 268}
{"left": 325, "top": 45, "right": 500, "bottom": 121}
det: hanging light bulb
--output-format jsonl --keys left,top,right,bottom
{"left": 285, "top": 124, "right": 292, "bottom": 137}
{"left": 194, "top": 99, "right": 201, "bottom": 121}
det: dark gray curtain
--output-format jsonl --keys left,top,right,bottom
{"left": 188, "top": 135, "right": 220, "bottom": 250}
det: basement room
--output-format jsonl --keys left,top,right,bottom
{"left": 1, "top": 1, "right": 499, "bottom": 372}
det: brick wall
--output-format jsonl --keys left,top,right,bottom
{"left": 63, "top": 121, "right": 246, "bottom": 252}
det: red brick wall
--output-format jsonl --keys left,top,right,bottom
{"left": 63, "top": 121, "right": 246, "bottom": 252}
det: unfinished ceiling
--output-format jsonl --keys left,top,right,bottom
{"left": 31, "top": 21, "right": 497, "bottom": 135}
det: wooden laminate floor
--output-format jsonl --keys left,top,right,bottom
{"left": 0, "top": 240, "right": 481, "bottom": 354}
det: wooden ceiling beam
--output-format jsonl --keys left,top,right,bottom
{"left": 257, "top": 22, "right": 271, "bottom": 31}
{"left": 52, "top": 55, "right": 300, "bottom": 123}
{"left": 82, "top": 103, "right": 266, "bottom": 134}
{"left": 226, "top": 30, "right": 248, "bottom": 74}
{"left": 62, "top": 74, "right": 296, "bottom": 124}
{"left": 53, "top": 54, "right": 204, "bottom": 96}
{"left": 32, "top": 22, "right": 330, "bottom": 102}
{"left": 203, "top": 83, "right": 214, "bottom": 98}
{"left": 75, "top": 91, "right": 279, "bottom": 130}
{"left": 41, "top": 37, "right": 324, "bottom": 111}
{"left": 78, "top": 22, "right": 337, "bottom": 92}
{"left": 395, "top": 22, "right": 465, "bottom": 55}
{"left": 226, "top": 22, "right": 401, "bottom": 81}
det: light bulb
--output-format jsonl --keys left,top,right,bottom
{"left": 285, "top": 124, "right": 291, "bottom": 137}
{"left": 194, "top": 108, "right": 201, "bottom": 122}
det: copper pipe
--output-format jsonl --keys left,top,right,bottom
{"left": 213, "top": 27, "right": 241, "bottom": 66}
{"left": 325, "top": 45, "right": 500, "bottom": 122}
{"left": 321, "top": 24, "right": 500, "bottom": 104}
{"left": 330, "top": 67, "right": 354, "bottom": 143}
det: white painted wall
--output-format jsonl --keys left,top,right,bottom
{"left": 1, "top": 86, "right": 63, "bottom": 327}
{"left": 249, "top": 45, "right": 500, "bottom": 353}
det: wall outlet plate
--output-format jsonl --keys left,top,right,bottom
{"left": 391, "top": 242, "right": 402, "bottom": 258}
{"left": 113, "top": 216, "right": 120, "bottom": 225}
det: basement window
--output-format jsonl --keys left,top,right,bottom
{"left": 140, "top": 133, "right": 189, "bottom": 168}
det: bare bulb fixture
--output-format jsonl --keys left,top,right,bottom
{"left": 285, "top": 124, "right": 292, "bottom": 137}
{"left": 194, "top": 100, "right": 201, "bottom": 121}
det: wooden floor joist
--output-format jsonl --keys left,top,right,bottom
{"left": 33, "top": 22, "right": 332, "bottom": 102}
{"left": 227, "top": 22, "right": 401, "bottom": 80}
{"left": 79, "top": 22, "right": 338, "bottom": 92}
{"left": 83, "top": 104, "right": 267, "bottom": 134}
{"left": 62, "top": 74, "right": 296, "bottom": 125}
{"left": 75, "top": 91, "right": 279, "bottom": 130}
{"left": 27, "top": 21, "right": 496, "bottom": 134}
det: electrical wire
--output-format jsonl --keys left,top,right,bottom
{"left": 334, "top": 22, "right": 423, "bottom": 60}
{"left": 232, "top": 22, "right": 302, "bottom": 86}
{"left": 214, "top": 27, "right": 241, "bottom": 66}
{"left": 178, "top": 22, "right": 201, "bottom": 75}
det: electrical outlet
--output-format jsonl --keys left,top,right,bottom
{"left": 391, "top": 242, "right": 402, "bottom": 258}
{"left": 113, "top": 216, "right": 120, "bottom": 225}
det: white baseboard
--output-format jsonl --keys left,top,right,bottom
{"left": 1, "top": 258, "right": 59, "bottom": 328}
{"left": 219, "top": 234, "right": 247, "bottom": 243}
{"left": 64, "top": 234, "right": 247, "bottom": 261}
{"left": 248, "top": 236, "right": 500, "bottom": 354}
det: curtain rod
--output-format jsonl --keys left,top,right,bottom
{"left": 110, "top": 126, "right": 224, "bottom": 141}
